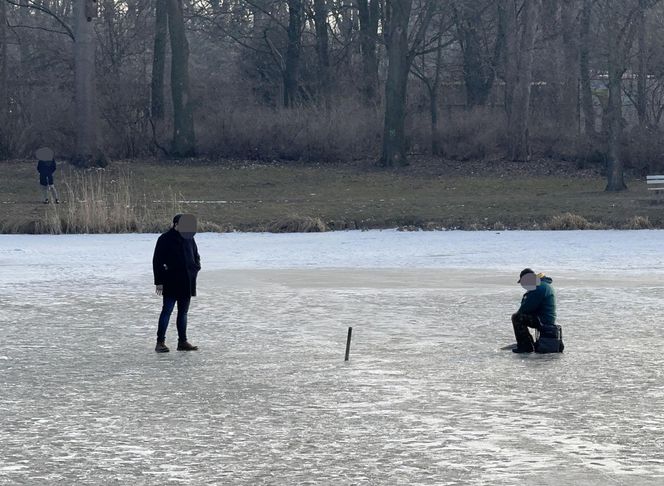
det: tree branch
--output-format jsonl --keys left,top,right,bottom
{"left": 4, "top": 0, "right": 74, "bottom": 40}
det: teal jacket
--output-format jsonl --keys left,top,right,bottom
{"left": 518, "top": 275, "right": 556, "bottom": 326}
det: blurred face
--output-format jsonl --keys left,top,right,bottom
{"left": 175, "top": 214, "right": 197, "bottom": 239}
{"left": 36, "top": 147, "right": 54, "bottom": 161}
{"left": 520, "top": 272, "right": 540, "bottom": 291}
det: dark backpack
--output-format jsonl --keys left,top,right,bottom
{"left": 535, "top": 324, "right": 564, "bottom": 353}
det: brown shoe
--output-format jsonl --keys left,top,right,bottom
{"left": 155, "top": 341, "right": 170, "bottom": 353}
{"left": 177, "top": 341, "right": 198, "bottom": 351}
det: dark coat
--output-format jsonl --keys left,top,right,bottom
{"left": 152, "top": 228, "right": 201, "bottom": 298}
{"left": 518, "top": 275, "right": 556, "bottom": 326}
{"left": 37, "top": 159, "right": 57, "bottom": 186}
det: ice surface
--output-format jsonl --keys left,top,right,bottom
{"left": 1, "top": 230, "right": 663, "bottom": 485}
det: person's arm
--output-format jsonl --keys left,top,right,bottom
{"left": 518, "top": 287, "right": 544, "bottom": 314}
{"left": 193, "top": 240, "right": 201, "bottom": 271}
{"left": 153, "top": 237, "right": 167, "bottom": 286}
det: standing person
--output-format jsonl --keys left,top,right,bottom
{"left": 36, "top": 147, "right": 60, "bottom": 204}
{"left": 511, "top": 268, "right": 557, "bottom": 353}
{"left": 152, "top": 213, "right": 201, "bottom": 353}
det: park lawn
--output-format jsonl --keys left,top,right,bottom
{"left": 0, "top": 158, "right": 661, "bottom": 233}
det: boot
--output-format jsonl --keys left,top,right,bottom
{"left": 155, "top": 341, "right": 170, "bottom": 353}
{"left": 512, "top": 346, "right": 533, "bottom": 354}
{"left": 177, "top": 341, "right": 198, "bottom": 351}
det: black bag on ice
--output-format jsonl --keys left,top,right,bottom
{"left": 535, "top": 324, "right": 564, "bottom": 353}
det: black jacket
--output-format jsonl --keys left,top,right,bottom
{"left": 37, "top": 159, "right": 56, "bottom": 185}
{"left": 152, "top": 228, "right": 201, "bottom": 298}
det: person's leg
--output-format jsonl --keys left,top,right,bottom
{"left": 41, "top": 183, "right": 49, "bottom": 203}
{"left": 175, "top": 296, "right": 198, "bottom": 350}
{"left": 175, "top": 296, "right": 191, "bottom": 343}
{"left": 49, "top": 185, "right": 60, "bottom": 202}
{"left": 512, "top": 313, "right": 536, "bottom": 352}
{"left": 157, "top": 296, "right": 177, "bottom": 343}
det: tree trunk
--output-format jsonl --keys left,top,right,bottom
{"left": 541, "top": 0, "right": 562, "bottom": 121}
{"left": 430, "top": 30, "right": 444, "bottom": 155}
{"left": 560, "top": 0, "right": 580, "bottom": 139}
{"left": 429, "top": 84, "right": 439, "bottom": 155}
{"left": 380, "top": 0, "right": 412, "bottom": 167}
{"left": 605, "top": 14, "right": 627, "bottom": 191}
{"left": 151, "top": 0, "right": 168, "bottom": 120}
{"left": 0, "top": 0, "right": 7, "bottom": 121}
{"left": 502, "top": 0, "right": 541, "bottom": 162}
{"left": 455, "top": 2, "right": 495, "bottom": 107}
{"left": 637, "top": 0, "right": 647, "bottom": 127}
{"left": 167, "top": 0, "right": 196, "bottom": 156}
{"left": 579, "top": 0, "right": 595, "bottom": 137}
{"left": 73, "top": 0, "right": 99, "bottom": 166}
{"left": 357, "top": 0, "right": 380, "bottom": 104}
{"left": 0, "top": 0, "right": 7, "bottom": 157}
{"left": 283, "top": 0, "right": 302, "bottom": 107}
{"left": 313, "top": 0, "right": 330, "bottom": 104}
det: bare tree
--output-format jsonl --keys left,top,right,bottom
{"left": 635, "top": 0, "right": 661, "bottom": 127}
{"left": 312, "top": 0, "right": 330, "bottom": 103}
{"left": 541, "top": 0, "right": 581, "bottom": 139}
{"left": 381, "top": 0, "right": 412, "bottom": 166}
{"left": 151, "top": 0, "right": 168, "bottom": 120}
{"left": 597, "top": 0, "right": 641, "bottom": 191}
{"left": 560, "top": 0, "right": 581, "bottom": 139}
{"left": 73, "top": 0, "right": 100, "bottom": 166}
{"left": 0, "top": 0, "right": 7, "bottom": 123}
{"left": 357, "top": 0, "right": 380, "bottom": 103}
{"left": 452, "top": 0, "right": 500, "bottom": 107}
{"left": 283, "top": 0, "right": 302, "bottom": 106}
{"left": 411, "top": 14, "right": 455, "bottom": 154}
{"left": 0, "top": 0, "right": 7, "bottom": 157}
{"left": 500, "top": 0, "right": 541, "bottom": 162}
{"left": 380, "top": 0, "right": 435, "bottom": 167}
{"left": 579, "top": 0, "right": 597, "bottom": 140}
{"left": 168, "top": 0, "right": 196, "bottom": 156}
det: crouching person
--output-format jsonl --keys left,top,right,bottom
{"left": 512, "top": 268, "right": 563, "bottom": 354}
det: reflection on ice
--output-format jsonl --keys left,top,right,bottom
{"left": 1, "top": 231, "right": 663, "bottom": 484}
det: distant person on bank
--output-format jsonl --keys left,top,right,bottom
{"left": 153, "top": 214, "right": 201, "bottom": 353}
{"left": 511, "top": 268, "right": 558, "bottom": 353}
{"left": 36, "top": 147, "right": 60, "bottom": 204}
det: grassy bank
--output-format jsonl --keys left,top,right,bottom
{"left": 1, "top": 157, "right": 661, "bottom": 233}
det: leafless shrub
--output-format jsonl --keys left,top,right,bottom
{"left": 196, "top": 101, "right": 382, "bottom": 162}
{"left": 436, "top": 108, "right": 506, "bottom": 160}
{"left": 623, "top": 215, "right": 652, "bottom": 229}
{"left": 266, "top": 216, "right": 327, "bottom": 233}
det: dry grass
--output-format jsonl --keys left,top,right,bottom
{"left": 33, "top": 169, "right": 182, "bottom": 234}
{"left": 623, "top": 215, "right": 652, "bottom": 229}
{"left": 265, "top": 216, "right": 328, "bottom": 233}
{"left": 545, "top": 212, "right": 605, "bottom": 230}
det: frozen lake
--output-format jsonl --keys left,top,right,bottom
{"left": 1, "top": 230, "right": 663, "bottom": 485}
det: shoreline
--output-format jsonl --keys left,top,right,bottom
{"left": 0, "top": 214, "right": 664, "bottom": 235}
{"left": 2, "top": 157, "right": 662, "bottom": 234}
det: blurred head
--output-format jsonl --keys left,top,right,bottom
{"left": 518, "top": 268, "right": 540, "bottom": 291}
{"left": 173, "top": 213, "right": 197, "bottom": 239}
{"left": 36, "top": 147, "right": 54, "bottom": 161}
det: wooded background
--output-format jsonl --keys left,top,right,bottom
{"left": 1, "top": 0, "right": 664, "bottom": 191}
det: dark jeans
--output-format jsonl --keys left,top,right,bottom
{"left": 157, "top": 295, "right": 191, "bottom": 343}
{"left": 511, "top": 312, "right": 542, "bottom": 352}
